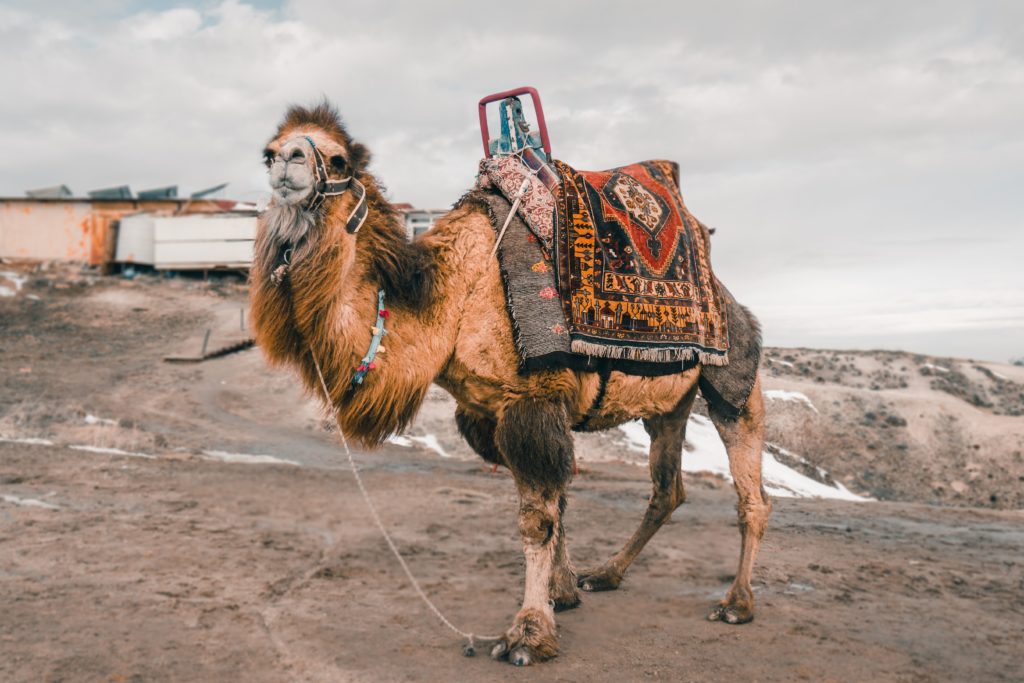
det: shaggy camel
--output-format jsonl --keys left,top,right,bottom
{"left": 250, "top": 102, "right": 771, "bottom": 666}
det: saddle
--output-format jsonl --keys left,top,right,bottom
{"left": 475, "top": 89, "right": 730, "bottom": 371}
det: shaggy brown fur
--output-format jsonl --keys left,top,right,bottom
{"left": 250, "top": 102, "right": 771, "bottom": 665}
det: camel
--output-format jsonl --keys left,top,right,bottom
{"left": 250, "top": 102, "right": 771, "bottom": 666}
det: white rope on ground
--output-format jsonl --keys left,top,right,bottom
{"left": 311, "top": 352, "right": 500, "bottom": 656}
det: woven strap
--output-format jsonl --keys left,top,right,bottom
{"left": 351, "top": 289, "right": 388, "bottom": 386}
{"left": 302, "top": 136, "right": 368, "bottom": 233}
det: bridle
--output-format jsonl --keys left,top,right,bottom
{"left": 303, "top": 135, "right": 368, "bottom": 233}
{"left": 267, "top": 135, "right": 369, "bottom": 286}
{"left": 279, "top": 134, "right": 369, "bottom": 234}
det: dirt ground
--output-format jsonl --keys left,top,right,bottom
{"left": 1, "top": 266, "right": 1022, "bottom": 682}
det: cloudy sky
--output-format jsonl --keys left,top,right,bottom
{"left": 2, "top": 1, "right": 1022, "bottom": 361}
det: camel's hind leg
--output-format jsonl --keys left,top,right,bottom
{"left": 707, "top": 375, "right": 771, "bottom": 624}
{"left": 577, "top": 384, "right": 698, "bottom": 592}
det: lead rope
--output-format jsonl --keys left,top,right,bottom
{"left": 310, "top": 351, "right": 500, "bottom": 657}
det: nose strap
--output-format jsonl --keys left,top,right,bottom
{"left": 301, "top": 135, "right": 368, "bottom": 234}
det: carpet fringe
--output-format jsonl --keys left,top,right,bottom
{"left": 570, "top": 339, "right": 729, "bottom": 366}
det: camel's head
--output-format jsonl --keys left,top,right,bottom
{"left": 263, "top": 102, "right": 370, "bottom": 207}
{"left": 255, "top": 101, "right": 371, "bottom": 278}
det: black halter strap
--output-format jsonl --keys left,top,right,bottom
{"left": 302, "top": 135, "right": 368, "bottom": 234}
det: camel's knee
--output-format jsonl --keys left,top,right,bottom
{"left": 667, "top": 474, "right": 687, "bottom": 509}
{"left": 737, "top": 498, "right": 771, "bottom": 539}
{"left": 649, "top": 477, "right": 685, "bottom": 518}
{"left": 518, "top": 504, "right": 557, "bottom": 547}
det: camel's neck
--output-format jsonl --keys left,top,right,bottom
{"left": 250, "top": 182, "right": 459, "bottom": 447}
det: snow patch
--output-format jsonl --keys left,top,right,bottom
{"left": 765, "top": 390, "right": 819, "bottom": 413}
{"left": 0, "top": 436, "right": 55, "bottom": 446}
{"left": 407, "top": 435, "right": 450, "bottom": 458}
{"left": 84, "top": 414, "right": 118, "bottom": 426}
{"left": 922, "top": 363, "right": 950, "bottom": 373}
{"left": 201, "top": 450, "right": 299, "bottom": 466}
{"left": 618, "top": 415, "right": 868, "bottom": 501}
{"left": 387, "top": 434, "right": 450, "bottom": 458}
{"left": 0, "top": 271, "right": 27, "bottom": 297}
{"left": 69, "top": 444, "right": 155, "bottom": 459}
{"left": 769, "top": 358, "right": 795, "bottom": 368}
{"left": 761, "top": 450, "right": 865, "bottom": 501}
{"left": 1, "top": 494, "right": 59, "bottom": 510}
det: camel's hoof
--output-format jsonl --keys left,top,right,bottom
{"left": 552, "top": 592, "right": 581, "bottom": 612}
{"left": 707, "top": 603, "right": 754, "bottom": 625}
{"left": 510, "top": 647, "right": 532, "bottom": 666}
{"left": 576, "top": 566, "right": 622, "bottom": 592}
{"left": 490, "top": 607, "right": 558, "bottom": 665}
{"left": 550, "top": 579, "right": 581, "bottom": 611}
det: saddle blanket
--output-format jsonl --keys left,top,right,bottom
{"left": 481, "top": 155, "right": 730, "bottom": 365}
{"left": 552, "top": 160, "right": 729, "bottom": 364}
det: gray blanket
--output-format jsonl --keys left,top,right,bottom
{"left": 457, "top": 190, "right": 761, "bottom": 417}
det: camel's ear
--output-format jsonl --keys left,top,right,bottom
{"left": 349, "top": 142, "right": 371, "bottom": 173}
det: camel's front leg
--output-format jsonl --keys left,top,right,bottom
{"left": 455, "top": 404, "right": 579, "bottom": 612}
{"left": 490, "top": 398, "right": 574, "bottom": 666}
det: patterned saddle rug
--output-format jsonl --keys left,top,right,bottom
{"left": 479, "top": 156, "right": 729, "bottom": 367}
{"left": 553, "top": 159, "right": 728, "bottom": 365}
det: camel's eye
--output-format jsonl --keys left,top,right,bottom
{"left": 262, "top": 150, "right": 274, "bottom": 168}
{"left": 330, "top": 155, "right": 349, "bottom": 175}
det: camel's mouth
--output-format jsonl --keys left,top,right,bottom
{"left": 266, "top": 138, "right": 318, "bottom": 207}
{"left": 258, "top": 139, "right": 328, "bottom": 269}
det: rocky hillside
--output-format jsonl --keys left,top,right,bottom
{"left": 759, "top": 348, "right": 1024, "bottom": 508}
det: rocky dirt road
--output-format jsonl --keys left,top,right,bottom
{"left": 3, "top": 440, "right": 1021, "bottom": 682}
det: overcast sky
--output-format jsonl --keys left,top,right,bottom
{"left": 1, "top": 1, "right": 1022, "bottom": 361}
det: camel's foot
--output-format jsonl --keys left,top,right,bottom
{"left": 489, "top": 607, "right": 558, "bottom": 666}
{"left": 576, "top": 564, "right": 623, "bottom": 592}
{"left": 550, "top": 567, "right": 580, "bottom": 612}
{"left": 707, "top": 594, "right": 754, "bottom": 624}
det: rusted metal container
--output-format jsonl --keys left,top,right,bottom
{"left": 0, "top": 197, "right": 228, "bottom": 266}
